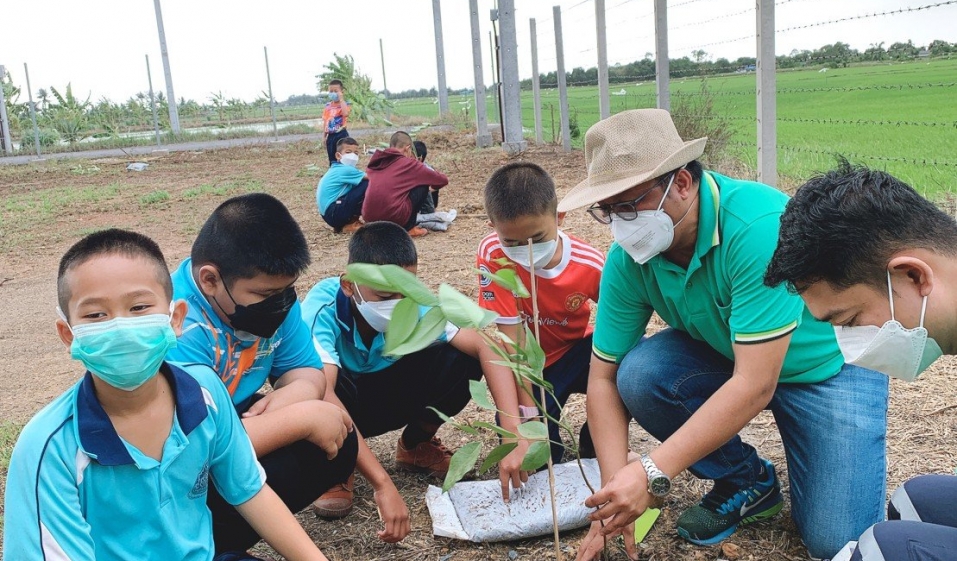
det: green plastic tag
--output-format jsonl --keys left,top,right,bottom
{"left": 634, "top": 508, "right": 661, "bottom": 544}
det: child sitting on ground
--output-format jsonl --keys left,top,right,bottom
{"left": 165, "top": 194, "right": 357, "bottom": 557}
{"left": 413, "top": 140, "right": 440, "bottom": 214}
{"left": 477, "top": 162, "right": 604, "bottom": 501}
{"left": 318, "top": 136, "right": 367, "bottom": 234}
{"left": 3, "top": 229, "right": 333, "bottom": 561}
{"left": 362, "top": 132, "right": 449, "bottom": 237}
{"left": 300, "top": 221, "right": 514, "bottom": 542}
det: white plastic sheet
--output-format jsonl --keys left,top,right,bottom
{"left": 426, "top": 459, "right": 601, "bottom": 542}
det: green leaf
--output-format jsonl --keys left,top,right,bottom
{"left": 426, "top": 406, "right": 453, "bottom": 424}
{"left": 438, "top": 284, "right": 498, "bottom": 328}
{"left": 425, "top": 407, "right": 479, "bottom": 436}
{"left": 479, "top": 442, "right": 519, "bottom": 474}
{"left": 476, "top": 266, "right": 530, "bottom": 298}
{"left": 468, "top": 379, "right": 495, "bottom": 410}
{"left": 344, "top": 263, "right": 439, "bottom": 306}
{"left": 518, "top": 421, "right": 549, "bottom": 440}
{"left": 472, "top": 421, "right": 517, "bottom": 440}
{"left": 385, "top": 306, "right": 448, "bottom": 356}
{"left": 442, "top": 441, "right": 482, "bottom": 492}
{"left": 384, "top": 297, "right": 419, "bottom": 353}
{"left": 523, "top": 325, "right": 547, "bottom": 374}
{"left": 520, "top": 440, "right": 551, "bottom": 471}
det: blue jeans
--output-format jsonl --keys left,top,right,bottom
{"left": 616, "top": 328, "right": 888, "bottom": 559}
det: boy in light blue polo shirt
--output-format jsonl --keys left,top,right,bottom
{"left": 318, "top": 136, "right": 367, "bottom": 234}
{"left": 166, "top": 193, "right": 357, "bottom": 553}
{"left": 3, "top": 229, "right": 333, "bottom": 561}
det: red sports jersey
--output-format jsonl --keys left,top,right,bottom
{"left": 477, "top": 230, "right": 604, "bottom": 368}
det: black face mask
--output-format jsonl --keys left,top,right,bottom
{"left": 220, "top": 282, "right": 297, "bottom": 339}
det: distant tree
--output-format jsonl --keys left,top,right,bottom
{"left": 887, "top": 40, "right": 919, "bottom": 60}
{"left": 692, "top": 49, "right": 709, "bottom": 63}
{"left": 928, "top": 39, "right": 953, "bottom": 57}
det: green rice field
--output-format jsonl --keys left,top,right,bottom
{"left": 391, "top": 58, "right": 957, "bottom": 198}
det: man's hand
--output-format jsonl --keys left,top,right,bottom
{"left": 575, "top": 519, "right": 637, "bottom": 561}
{"left": 304, "top": 400, "right": 354, "bottom": 460}
{"left": 373, "top": 481, "right": 411, "bottom": 543}
{"left": 499, "top": 438, "right": 531, "bottom": 502}
{"left": 585, "top": 462, "right": 651, "bottom": 537}
{"left": 242, "top": 381, "right": 314, "bottom": 418}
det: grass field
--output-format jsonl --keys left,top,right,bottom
{"left": 392, "top": 58, "right": 957, "bottom": 198}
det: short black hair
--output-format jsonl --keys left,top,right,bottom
{"left": 484, "top": 162, "right": 558, "bottom": 223}
{"left": 336, "top": 136, "right": 359, "bottom": 152}
{"left": 57, "top": 229, "right": 172, "bottom": 320}
{"left": 328, "top": 79, "right": 344, "bottom": 89}
{"left": 765, "top": 159, "right": 957, "bottom": 293}
{"left": 390, "top": 131, "right": 413, "bottom": 149}
{"left": 413, "top": 140, "right": 428, "bottom": 162}
{"left": 191, "top": 193, "right": 311, "bottom": 285}
{"left": 348, "top": 221, "right": 417, "bottom": 267}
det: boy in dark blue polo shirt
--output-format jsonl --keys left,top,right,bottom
{"left": 3, "top": 229, "right": 333, "bottom": 561}
{"left": 166, "top": 194, "right": 357, "bottom": 556}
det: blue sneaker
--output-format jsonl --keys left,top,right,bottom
{"left": 676, "top": 458, "right": 784, "bottom": 545}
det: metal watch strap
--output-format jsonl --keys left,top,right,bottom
{"left": 641, "top": 454, "right": 671, "bottom": 497}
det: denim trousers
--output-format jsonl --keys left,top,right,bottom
{"left": 616, "top": 328, "right": 889, "bottom": 559}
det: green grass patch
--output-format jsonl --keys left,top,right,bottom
{"left": 182, "top": 178, "right": 262, "bottom": 200}
{"left": 0, "top": 422, "right": 23, "bottom": 535}
{"left": 139, "top": 190, "right": 170, "bottom": 206}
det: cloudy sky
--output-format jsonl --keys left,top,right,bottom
{"left": 2, "top": 0, "right": 954, "bottom": 104}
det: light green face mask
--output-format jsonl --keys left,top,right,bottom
{"left": 68, "top": 313, "right": 177, "bottom": 391}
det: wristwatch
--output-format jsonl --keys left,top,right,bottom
{"left": 640, "top": 454, "right": 672, "bottom": 497}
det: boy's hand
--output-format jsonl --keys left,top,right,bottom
{"left": 243, "top": 381, "right": 314, "bottom": 418}
{"left": 575, "top": 519, "right": 638, "bottom": 561}
{"left": 499, "top": 438, "right": 531, "bottom": 502}
{"left": 306, "top": 400, "right": 354, "bottom": 460}
{"left": 373, "top": 481, "right": 410, "bottom": 543}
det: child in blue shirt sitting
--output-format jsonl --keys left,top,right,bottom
{"left": 318, "top": 136, "right": 367, "bottom": 234}
{"left": 3, "top": 229, "right": 332, "bottom": 561}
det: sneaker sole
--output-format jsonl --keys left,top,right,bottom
{"left": 394, "top": 460, "right": 447, "bottom": 478}
{"left": 677, "top": 500, "right": 784, "bottom": 546}
{"left": 312, "top": 503, "right": 353, "bottom": 520}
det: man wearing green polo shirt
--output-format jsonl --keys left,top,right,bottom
{"left": 565, "top": 110, "right": 888, "bottom": 561}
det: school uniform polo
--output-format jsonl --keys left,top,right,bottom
{"left": 168, "top": 258, "right": 324, "bottom": 411}
{"left": 300, "top": 277, "right": 459, "bottom": 379}
{"left": 317, "top": 162, "right": 366, "bottom": 215}
{"left": 593, "top": 170, "right": 845, "bottom": 384}
{"left": 2, "top": 362, "right": 265, "bottom": 561}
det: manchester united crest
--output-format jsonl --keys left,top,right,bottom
{"left": 565, "top": 292, "right": 587, "bottom": 312}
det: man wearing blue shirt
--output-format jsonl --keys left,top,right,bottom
{"left": 166, "top": 194, "right": 357, "bottom": 556}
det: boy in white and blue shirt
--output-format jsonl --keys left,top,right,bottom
{"left": 3, "top": 228, "right": 332, "bottom": 561}
{"left": 318, "top": 136, "right": 367, "bottom": 234}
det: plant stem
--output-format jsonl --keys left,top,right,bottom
{"left": 529, "top": 239, "right": 563, "bottom": 561}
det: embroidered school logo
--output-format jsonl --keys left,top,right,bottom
{"left": 565, "top": 292, "right": 587, "bottom": 312}
{"left": 188, "top": 462, "right": 210, "bottom": 499}
{"left": 479, "top": 265, "right": 492, "bottom": 287}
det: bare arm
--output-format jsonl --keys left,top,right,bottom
{"left": 322, "top": 363, "right": 410, "bottom": 542}
{"left": 236, "top": 485, "right": 328, "bottom": 561}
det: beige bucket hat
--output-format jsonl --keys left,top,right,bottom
{"left": 558, "top": 109, "right": 707, "bottom": 212}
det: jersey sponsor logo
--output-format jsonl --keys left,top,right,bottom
{"left": 565, "top": 292, "right": 588, "bottom": 312}
{"left": 188, "top": 462, "right": 210, "bottom": 499}
{"left": 482, "top": 290, "right": 495, "bottom": 301}
{"left": 479, "top": 265, "right": 492, "bottom": 287}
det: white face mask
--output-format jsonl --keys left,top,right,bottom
{"left": 352, "top": 283, "right": 400, "bottom": 333}
{"left": 500, "top": 239, "right": 557, "bottom": 270}
{"left": 611, "top": 171, "right": 692, "bottom": 265}
{"left": 340, "top": 153, "right": 359, "bottom": 167}
{"left": 834, "top": 272, "right": 943, "bottom": 382}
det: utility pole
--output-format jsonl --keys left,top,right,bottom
{"left": 0, "top": 64, "right": 13, "bottom": 155}
{"left": 379, "top": 38, "right": 388, "bottom": 94}
{"left": 432, "top": 0, "right": 449, "bottom": 115}
{"left": 654, "top": 0, "right": 670, "bottom": 111}
{"left": 596, "top": 0, "right": 610, "bottom": 119}
{"left": 145, "top": 55, "right": 162, "bottom": 147}
{"left": 153, "top": 0, "right": 181, "bottom": 133}
{"left": 24, "top": 63, "right": 41, "bottom": 157}
{"left": 554, "top": 6, "right": 571, "bottom": 151}
{"left": 530, "top": 18, "right": 544, "bottom": 144}
{"left": 756, "top": 0, "right": 777, "bottom": 186}
{"left": 264, "top": 46, "right": 279, "bottom": 141}
{"left": 498, "top": 0, "right": 526, "bottom": 154}
{"left": 469, "top": 0, "right": 492, "bottom": 147}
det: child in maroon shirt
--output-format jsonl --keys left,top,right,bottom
{"left": 362, "top": 131, "right": 448, "bottom": 237}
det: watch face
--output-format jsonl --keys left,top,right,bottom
{"left": 649, "top": 475, "right": 671, "bottom": 497}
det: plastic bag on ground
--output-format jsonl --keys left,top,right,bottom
{"left": 417, "top": 209, "right": 457, "bottom": 232}
{"left": 426, "top": 458, "right": 601, "bottom": 542}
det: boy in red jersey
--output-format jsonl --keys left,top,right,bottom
{"left": 477, "top": 162, "right": 604, "bottom": 502}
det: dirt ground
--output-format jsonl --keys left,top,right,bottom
{"left": 1, "top": 131, "right": 955, "bottom": 561}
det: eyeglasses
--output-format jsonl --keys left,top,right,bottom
{"left": 586, "top": 173, "right": 673, "bottom": 224}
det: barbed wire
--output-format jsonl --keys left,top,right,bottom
{"left": 673, "top": 114, "right": 957, "bottom": 127}
{"left": 726, "top": 141, "right": 957, "bottom": 167}
{"left": 778, "top": 1, "right": 957, "bottom": 34}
